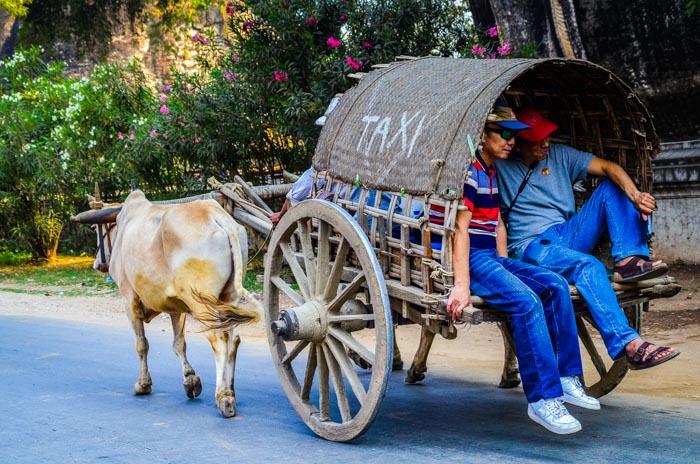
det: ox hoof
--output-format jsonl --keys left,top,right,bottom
{"left": 217, "top": 396, "right": 237, "bottom": 418}
{"left": 184, "top": 374, "right": 202, "bottom": 399}
{"left": 134, "top": 382, "right": 152, "bottom": 395}
{"left": 405, "top": 367, "right": 426, "bottom": 384}
{"left": 392, "top": 358, "right": 404, "bottom": 371}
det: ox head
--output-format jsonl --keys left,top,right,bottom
{"left": 71, "top": 207, "right": 122, "bottom": 272}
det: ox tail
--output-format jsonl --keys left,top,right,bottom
{"left": 191, "top": 290, "right": 258, "bottom": 331}
{"left": 191, "top": 216, "right": 260, "bottom": 331}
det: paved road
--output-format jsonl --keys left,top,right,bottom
{"left": 1, "top": 315, "right": 699, "bottom": 464}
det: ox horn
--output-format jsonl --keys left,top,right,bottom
{"left": 70, "top": 206, "right": 122, "bottom": 224}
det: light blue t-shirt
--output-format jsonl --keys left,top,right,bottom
{"left": 495, "top": 143, "right": 593, "bottom": 258}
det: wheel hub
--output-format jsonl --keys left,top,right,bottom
{"left": 270, "top": 301, "right": 327, "bottom": 342}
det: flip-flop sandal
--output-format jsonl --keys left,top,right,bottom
{"left": 614, "top": 255, "right": 669, "bottom": 283}
{"left": 626, "top": 341, "right": 680, "bottom": 370}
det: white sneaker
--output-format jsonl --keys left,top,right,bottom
{"left": 561, "top": 376, "right": 601, "bottom": 410}
{"left": 527, "top": 398, "right": 582, "bottom": 434}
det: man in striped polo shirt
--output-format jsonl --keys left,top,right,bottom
{"left": 447, "top": 104, "right": 598, "bottom": 434}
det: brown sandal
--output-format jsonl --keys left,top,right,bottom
{"left": 627, "top": 341, "right": 680, "bottom": 370}
{"left": 614, "top": 256, "right": 668, "bottom": 283}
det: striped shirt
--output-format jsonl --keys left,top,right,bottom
{"left": 429, "top": 152, "right": 499, "bottom": 249}
{"left": 464, "top": 152, "right": 499, "bottom": 249}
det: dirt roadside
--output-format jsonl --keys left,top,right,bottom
{"left": 2, "top": 265, "right": 698, "bottom": 402}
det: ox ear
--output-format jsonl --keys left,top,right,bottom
{"left": 71, "top": 206, "right": 122, "bottom": 224}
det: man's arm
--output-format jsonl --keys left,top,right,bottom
{"left": 447, "top": 208, "right": 472, "bottom": 321}
{"left": 496, "top": 212, "right": 508, "bottom": 257}
{"left": 587, "top": 157, "right": 655, "bottom": 215}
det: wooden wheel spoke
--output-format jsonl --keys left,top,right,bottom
{"left": 282, "top": 340, "right": 309, "bottom": 365}
{"left": 280, "top": 242, "right": 310, "bottom": 300}
{"left": 327, "top": 273, "right": 366, "bottom": 313}
{"left": 329, "top": 326, "right": 375, "bottom": 367}
{"left": 316, "top": 344, "right": 330, "bottom": 420}
{"left": 271, "top": 275, "right": 305, "bottom": 307}
{"left": 326, "top": 337, "right": 367, "bottom": 406}
{"left": 323, "top": 238, "right": 350, "bottom": 301}
{"left": 297, "top": 219, "right": 316, "bottom": 296}
{"left": 576, "top": 316, "right": 607, "bottom": 378}
{"left": 315, "top": 221, "right": 331, "bottom": 298}
{"left": 322, "top": 342, "right": 351, "bottom": 423}
{"left": 301, "top": 344, "right": 317, "bottom": 401}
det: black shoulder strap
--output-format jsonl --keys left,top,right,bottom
{"left": 502, "top": 165, "right": 535, "bottom": 229}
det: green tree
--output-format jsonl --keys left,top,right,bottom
{"left": 0, "top": 47, "right": 156, "bottom": 259}
{"left": 0, "top": 0, "right": 32, "bottom": 17}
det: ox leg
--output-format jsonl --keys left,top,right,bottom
{"left": 405, "top": 325, "right": 436, "bottom": 384}
{"left": 392, "top": 326, "right": 404, "bottom": 371}
{"left": 497, "top": 322, "right": 521, "bottom": 388}
{"left": 127, "top": 301, "right": 152, "bottom": 395}
{"left": 207, "top": 327, "right": 240, "bottom": 418}
{"left": 170, "top": 313, "right": 202, "bottom": 399}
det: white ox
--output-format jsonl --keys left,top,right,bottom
{"left": 74, "top": 190, "right": 261, "bottom": 417}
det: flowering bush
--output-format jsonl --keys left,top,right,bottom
{"left": 468, "top": 25, "right": 538, "bottom": 59}
{"left": 0, "top": 47, "right": 157, "bottom": 258}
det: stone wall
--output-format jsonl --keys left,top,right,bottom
{"left": 0, "top": 2, "right": 225, "bottom": 78}
{"left": 652, "top": 140, "right": 700, "bottom": 264}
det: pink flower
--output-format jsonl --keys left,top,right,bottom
{"left": 160, "top": 105, "right": 170, "bottom": 115}
{"left": 497, "top": 41, "right": 511, "bottom": 56}
{"left": 191, "top": 32, "right": 201, "bottom": 42}
{"left": 201, "top": 37, "right": 209, "bottom": 45}
{"left": 273, "top": 71, "right": 288, "bottom": 82}
{"left": 487, "top": 26, "right": 498, "bottom": 38}
{"left": 339, "top": 14, "right": 349, "bottom": 23}
{"left": 194, "top": 136, "right": 201, "bottom": 144}
{"left": 345, "top": 56, "right": 363, "bottom": 71}
{"left": 230, "top": 54, "right": 241, "bottom": 63}
{"left": 117, "top": 132, "right": 124, "bottom": 140}
{"left": 471, "top": 44, "right": 486, "bottom": 56}
{"left": 326, "top": 36, "right": 342, "bottom": 49}
{"left": 161, "top": 83, "right": 172, "bottom": 93}
{"left": 129, "top": 132, "right": 135, "bottom": 141}
{"left": 361, "top": 39, "right": 373, "bottom": 50}
{"left": 159, "top": 94, "right": 168, "bottom": 104}
{"left": 243, "top": 20, "right": 254, "bottom": 32}
{"left": 224, "top": 70, "right": 236, "bottom": 81}
{"left": 225, "top": 2, "right": 236, "bottom": 15}
{"left": 149, "top": 128, "right": 157, "bottom": 138}
{"left": 306, "top": 16, "right": 318, "bottom": 27}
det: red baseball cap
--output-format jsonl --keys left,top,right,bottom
{"left": 515, "top": 108, "right": 558, "bottom": 142}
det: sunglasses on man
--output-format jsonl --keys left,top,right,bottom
{"left": 486, "top": 127, "right": 518, "bottom": 141}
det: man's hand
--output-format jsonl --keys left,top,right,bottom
{"left": 632, "top": 190, "right": 656, "bottom": 216}
{"left": 447, "top": 285, "right": 472, "bottom": 321}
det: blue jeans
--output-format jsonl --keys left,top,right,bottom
{"left": 470, "top": 248, "right": 583, "bottom": 403}
{"left": 522, "top": 179, "right": 643, "bottom": 359}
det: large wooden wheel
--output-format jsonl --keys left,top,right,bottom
{"left": 263, "top": 200, "right": 393, "bottom": 442}
{"left": 576, "top": 303, "right": 642, "bottom": 398}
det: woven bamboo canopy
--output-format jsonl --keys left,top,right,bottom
{"left": 313, "top": 57, "right": 659, "bottom": 200}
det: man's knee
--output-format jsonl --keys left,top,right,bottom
{"left": 509, "top": 290, "right": 544, "bottom": 317}
{"left": 596, "top": 178, "right": 625, "bottom": 200}
{"left": 547, "top": 273, "right": 571, "bottom": 297}
{"left": 576, "top": 255, "right": 608, "bottom": 279}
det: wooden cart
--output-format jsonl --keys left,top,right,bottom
{"left": 224, "top": 57, "right": 680, "bottom": 442}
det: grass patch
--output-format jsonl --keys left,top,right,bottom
{"left": 0, "top": 255, "right": 117, "bottom": 297}
{"left": 0, "top": 254, "right": 278, "bottom": 297}
{"left": 0, "top": 250, "right": 33, "bottom": 266}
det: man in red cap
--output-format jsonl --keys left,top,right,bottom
{"left": 495, "top": 107, "right": 679, "bottom": 371}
